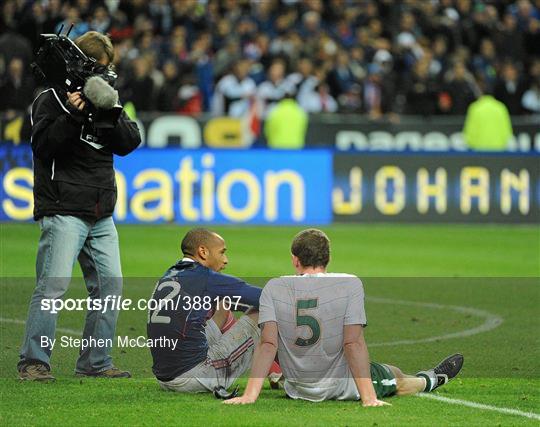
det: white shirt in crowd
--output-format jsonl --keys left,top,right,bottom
{"left": 212, "top": 74, "right": 256, "bottom": 117}
{"left": 257, "top": 78, "right": 295, "bottom": 117}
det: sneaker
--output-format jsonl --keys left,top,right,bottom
{"left": 76, "top": 367, "right": 131, "bottom": 378}
{"left": 433, "top": 353, "right": 464, "bottom": 388}
{"left": 417, "top": 353, "right": 464, "bottom": 392}
{"left": 19, "top": 363, "right": 55, "bottom": 382}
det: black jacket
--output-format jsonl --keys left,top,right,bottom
{"left": 31, "top": 87, "right": 141, "bottom": 221}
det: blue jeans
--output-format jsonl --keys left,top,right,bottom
{"left": 19, "top": 215, "right": 123, "bottom": 373}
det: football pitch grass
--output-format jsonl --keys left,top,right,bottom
{"left": 0, "top": 223, "right": 539, "bottom": 425}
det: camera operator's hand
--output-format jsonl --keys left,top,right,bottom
{"left": 65, "top": 91, "right": 89, "bottom": 125}
{"left": 67, "top": 91, "right": 86, "bottom": 110}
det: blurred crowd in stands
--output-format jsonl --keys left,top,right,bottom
{"left": 1, "top": 0, "right": 539, "bottom": 119}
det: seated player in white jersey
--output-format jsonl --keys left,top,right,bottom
{"left": 225, "top": 228, "right": 463, "bottom": 406}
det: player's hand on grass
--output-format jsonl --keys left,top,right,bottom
{"left": 362, "top": 398, "right": 391, "bottom": 407}
{"left": 223, "top": 395, "right": 257, "bottom": 405}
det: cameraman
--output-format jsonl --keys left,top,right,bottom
{"left": 18, "top": 31, "right": 140, "bottom": 381}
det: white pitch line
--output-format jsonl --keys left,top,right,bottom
{"left": 1, "top": 319, "right": 535, "bottom": 421}
{"left": 366, "top": 297, "right": 503, "bottom": 347}
{"left": 0, "top": 317, "right": 81, "bottom": 335}
{"left": 1, "top": 297, "right": 503, "bottom": 347}
{"left": 417, "top": 393, "right": 540, "bottom": 421}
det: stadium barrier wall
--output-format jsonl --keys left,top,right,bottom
{"left": 1, "top": 144, "right": 538, "bottom": 224}
{"left": 304, "top": 114, "right": 540, "bottom": 152}
{"left": 136, "top": 113, "right": 540, "bottom": 151}
{"left": 3, "top": 112, "right": 539, "bottom": 151}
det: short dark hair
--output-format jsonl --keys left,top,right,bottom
{"left": 291, "top": 229, "right": 330, "bottom": 268}
{"left": 181, "top": 228, "right": 218, "bottom": 257}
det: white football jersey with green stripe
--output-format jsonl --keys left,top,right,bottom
{"left": 258, "top": 273, "right": 366, "bottom": 401}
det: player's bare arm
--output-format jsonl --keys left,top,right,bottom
{"left": 343, "top": 324, "right": 390, "bottom": 407}
{"left": 224, "top": 321, "right": 279, "bottom": 405}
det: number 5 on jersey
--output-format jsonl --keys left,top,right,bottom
{"left": 295, "top": 298, "right": 321, "bottom": 347}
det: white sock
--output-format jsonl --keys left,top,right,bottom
{"left": 416, "top": 370, "right": 437, "bottom": 392}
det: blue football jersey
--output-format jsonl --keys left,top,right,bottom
{"left": 147, "top": 260, "right": 261, "bottom": 381}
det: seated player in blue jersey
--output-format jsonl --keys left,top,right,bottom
{"left": 147, "top": 228, "right": 280, "bottom": 394}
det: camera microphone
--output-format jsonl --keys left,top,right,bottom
{"left": 83, "top": 76, "right": 119, "bottom": 110}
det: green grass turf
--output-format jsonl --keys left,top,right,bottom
{"left": 0, "top": 223, "right": 539, "bottom": 425}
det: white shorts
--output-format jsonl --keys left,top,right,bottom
{"left": 284, "top": 363, "right": 396, "bottom": 402}
{"left": 284, "top": 377, "right": 359, "bottom": 402}
{"left": 158, "top": 316, "right": 260, "bottom": 393}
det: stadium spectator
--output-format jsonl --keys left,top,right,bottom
{"left": 403, "top": 58, "right": 439, "bottom": 116}
{"left": 300, "top": 10, "right": 322, "bottom": 40}
{"left": 122, "top": 56, "right": 156, "bottom": 111}
{"left": 327, "top": 50, "right": 357, "bottom": 100}
{"left": 90, "top": 5, "right": 112, "bottom": 33}
{"left": 17, "top": 2, "right": 48, "bottom": 51}
{"left": 0, "top": 30, "right": 33, "bottom": 74}
{"left": 213, "top": 37, "right": 241, "bottom": 80}
{"left": 395, "top": 11, "right": 424, "bottom": 70}
{"left": 471, "top": 38, "right": 498, "bottom": 90}
{"left": 521, "top": 77, "right": 540, "bottom": 113}
{"left": 431, "top": 35, "right": 450, "bottom": 78}
{"left": 287, "top": 57, "right": 314, "bottom": 98}
{"left": 252, "top": 0, "right": 277, "bottom": 37}
{"left": 257, "top": 58, "right": 291, "bottom": 116}
{"left": 0, "top": 57, "right": 35, "bottom": 112}
{"left": 212, "top": 58, "right": 256, "bottom": 117}
{"left": 190, "top": 32, "right": 213, "bottom": 111}
{"left": 0, "top": 0, "right": 18, "bottom": 33}
{"left": 119, "top": 0, "right": 150, "bottom": 25}
{"left": 442, "top": 61, "right": 480, "bottom": 115}
{"left": 156, "top": 60, "right": 182, "bottom": 112}
{"left": 1, "top": 0, "right": 539, "bottom": 119}
{"left": 54, "top": 6, "right": 89, "bottom": 39}
{"left": 508, "top": 0, "right": 540, "bottom": 31}
{"left": 298, "top": 69, "right": 338, "bottom": 113}
{"left": 246, "top": 32, "right": 273, "bottom": 72}
{"left": 526, "top": 57, "right": 540, "bottom": 92}
{"left": 494, "top": 62, "right": 528, "bottom": 115}
{"left": 148, "top": 0, "right": 173, "bottom": 36}
{"left": 45, "top": 0, "right": 65, "bottom": 33}
{"left": 270, "top": 27, "right": 304, "bottom": 61}
{"left": 362, "top": 64, "right": 395, "bottom": 119}
{"left": 495, "top": 13, "right": 526, "bottom": 62}
{"left": 332, "top": 16, "right": 356, "bottom": 49}
{"left": 349, "top": 45, "right": 368, "bottom": 82}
